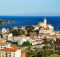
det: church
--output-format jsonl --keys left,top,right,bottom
{"left": 38, "top": 18, "right": 54, "bottom": 34}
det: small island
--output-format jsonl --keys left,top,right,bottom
{"left": 0, "top": 19, "right": 15, "bottom": 26}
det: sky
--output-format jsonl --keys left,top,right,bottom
{"left": 0, "top": 0, "right": 60, "bottom": 16}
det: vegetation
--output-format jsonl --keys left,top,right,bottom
{"left": 27, "top": 50, "right": 37, "bottom": 57}
{"left": 0, "top": 19, "right": 15, "bottom": 26}
{"left": 12, "top": 28, "right": 25, "bottom": 36}
{"left": 54, "top": 38, "right": 60, "bottom": 50}
{"left": 25, "top": 38, "right": 60, "bottom": 57}
{"left": 25, "top": 26, "right": 34, "bottom": 36}
{"left": 36, "top": 46, "right": 54, "bottom": 57}
{"left": 12, "top": 29, "right": 19, "bottom": 36}
{"left": 26, "top": 45, "right": 60, "bottom": 57}
{"left": 25, "top": 26, "right": 34, "bottom": 32}
{"left": 22, "top": 41, "right": 32, "bottom": 47}
{"left": 49, "top": 54, "right": 60, "bottom": 57}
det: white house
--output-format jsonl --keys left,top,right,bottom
{"left": 0, "top": 38, "right": 11, "bottom": 50}
{"left": 31, "top": 37, "right": 44, "bottom": 45}
{"left": 1, "top": 27, "right": 8, "bottom": 40}
{"left": 17, "top": 35, "right": 32, "bottom": 45}
{"left": 2, "top": 27, "right": 7, "bottom": 34}
{"left": 8, "top": 33, "right": 13, "bottom": 41}
{"left": 0, "top": 47, "right": 21, "bottom": 57}
{"left": 0, "top": 38, "right": 7, "bottom": 49}
{"left": 34, "top": 26, "right": 39, "bottom": 30}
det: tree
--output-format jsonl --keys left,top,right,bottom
{"left": 12, "top": 30, "right": 19, "bottom": 36}
{"left": 25, "top": 26, "right": 34, "bottom": 31}
{"left": 32, "top": 46, "right": 55, "bottom": 57}
{"left": 22, "top": 41, "right": 31, "bottom": 47}
{"left": 26, "top": 50, "right": 38, "bottom": 57}
{"left": 54, "top": 38, "right": 60, "bottom": 50}
{"left": 37, "top": 49, "right": 54, "bottom": 57}
{"left": 49, "top": 54, "right": 60, "bottom": 57}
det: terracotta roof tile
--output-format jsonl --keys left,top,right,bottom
{"left": 0, "top": 48, "right": 17, "bottom": 52}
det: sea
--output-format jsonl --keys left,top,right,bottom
{"left": 0, "top": 16, "right": 60, "bottom": 31}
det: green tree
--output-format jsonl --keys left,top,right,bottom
{"left": 22, "top": 41, "right": 31, "bottom": 47}
{"left": 37, "top": 49, "right": 54, "bottom": 57}
{"left": 33, "top": 46, "right": 55, "bottom": 57}
{"left": 49, "top": 54, "right": 60, "bottom": 57}
{"left": 25, "top": 26, "right": 34, "bottom": 32}
{"left": 54, "top": 38, "right": 60, "bottom": 50}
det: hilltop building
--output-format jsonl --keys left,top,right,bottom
{"left": 38, "top": 18, "right": 54, "bottom": 34}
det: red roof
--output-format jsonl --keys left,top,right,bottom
{"left": 0, "top": 48, "right": 17, "bottom": 52}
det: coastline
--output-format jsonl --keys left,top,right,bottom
{"left": 0, "top": 16, "right": 60, "bottom": 30}
{"left": 0, "top": 19, "right": 15, "bottom": 26}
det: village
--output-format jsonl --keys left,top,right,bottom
{"left": 0, "top": 18, "right": 60, "bottom": 57}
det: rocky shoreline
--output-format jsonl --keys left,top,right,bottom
{"left": 0, "top": 19, "right": 15, "bottom": 26}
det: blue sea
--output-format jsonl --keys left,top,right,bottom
{"left": 0, "top": 16, "right": 60, "bottom": 30}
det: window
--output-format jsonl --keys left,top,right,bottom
{"left": 9, "top": 55, "right": 11, "bottom": 57}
